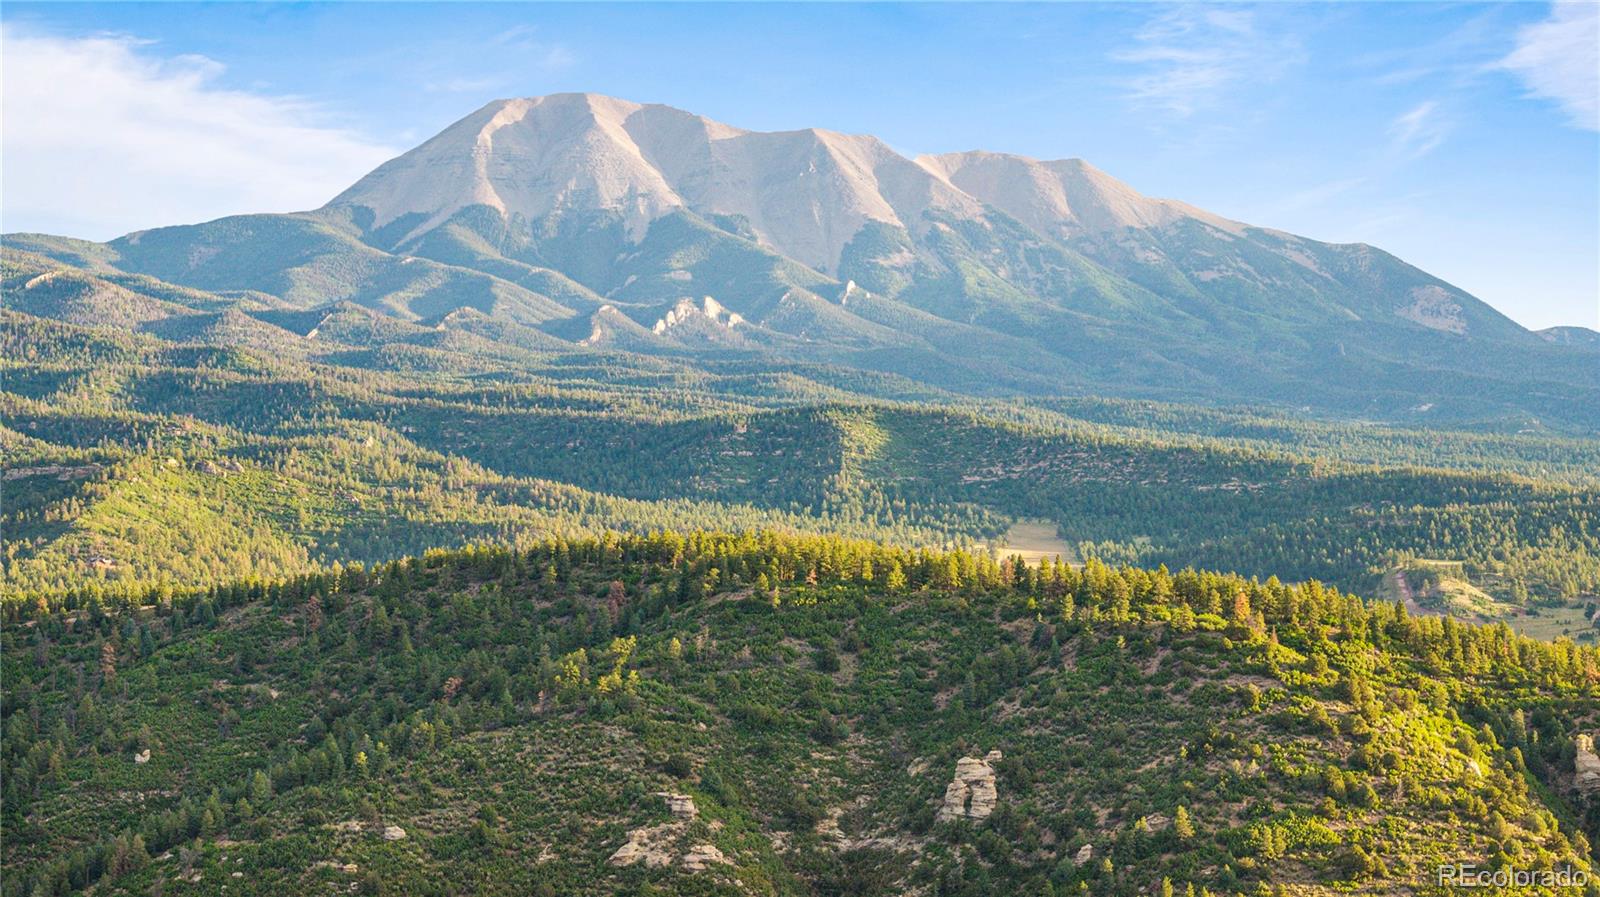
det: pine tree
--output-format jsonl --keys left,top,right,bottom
{"left": 1174, "top": 805, "right": 1195, "bottom": 839}
{"left": 886, "top": 562, "right": 907, "bottom": 592}
{"left": 248, "top": 769, "right": 273, "bottom": 803}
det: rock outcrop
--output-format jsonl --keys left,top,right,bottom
{"left": 382, "top": 825, "right": 407, "bottom": 841}
{"left": 609, "top": 791, "right": 730, "bottom": 872}
{"left": 2, "top": 464, "right": 101, "bottom": 481}
{"left": 936, "top": 750, "right": 1002, "bottom": 822}
{"left": 1576, "top": 735, "right": 1600, "bottom": 794}
{"left": 659, "top": 792, "right": 697, "bottom": 819}
{"left": 680, "top": 843, "right": 731, "bottom": 871}
{"left": 608, "top": 827, "right": 678, "bottom": 868}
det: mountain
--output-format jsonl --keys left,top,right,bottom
{"left": 5, "top": 533, "right": 1598, "bottom": 897}
{"left": 7, "top": 93, "right": 1596, "bottom": 430}
{"left": 1541, "top": 325, "right": 1600, "bottom": 347}
{"left": 330, "top": 93, "right": 983, "bottom": 276}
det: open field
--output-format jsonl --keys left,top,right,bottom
{"left": 992, "top": 519, "right": 1078, "bottom": 566}
{"left": 1508, "top": 603, "right": 1597, "bottom": 642}
{"left": 1378, "top": 564, "right": 1597, "bottom": 642}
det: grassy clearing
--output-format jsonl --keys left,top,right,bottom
{"left": 1508, "top": 603, "right": 1597, "bottom": 642}
{"left": 990, "top": 519, "right": 1077, "bottom": 566}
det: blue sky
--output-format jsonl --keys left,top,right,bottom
{"left": 3, "top": 2, "right": 1596, "bottom": 329}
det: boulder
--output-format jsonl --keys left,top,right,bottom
{"left": 1074, "top": 844, "right": 1094, "bottom": 865}
{"left": 133, "top": 749, "right": 151, "bottom": 765}
{"left": 382, "top": 825, "right": 407, "bottom": 841}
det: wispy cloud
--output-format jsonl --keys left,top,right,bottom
{"left": 1498, "top": 1, "right": 1599, "bottom": 131}
{"left": 417, "top": 25, "right": 576, "bottom": 96}
{"left": 1388, "top": 100, "right": 1450, "bottom": 159}
{"left": 1278, "top": 177, "right": 1369, "bottom": 213}
{"left": 0, "top": 26, "right": 398, "bottom": 239}
{"left": 1348, "top": 6, "right": 1508, "bottom": 89}
{"left": 424, "top": 76, "right": 509, "bottom": 95}
{"left": 492, "top": 24, "right": 577, "bottom": 71}
{"left": 1112, "top": 6, "right": 1304, "bottom": 116}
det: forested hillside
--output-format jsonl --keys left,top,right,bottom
{"left": 6, "top": 278, "right": 1600, "bottom": 630}
{"left": 4, "top": 533, "right": 1599, "bottom": 896}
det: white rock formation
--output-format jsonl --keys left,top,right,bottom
{"left": 936, "top": 750, "right": 1002, "bottom": 822}
{"left": 609, "top": 791, "right": 729, "bottom": 872}
{"left": 133, "top": 749, "right": 151, "bottom": 764}
{"left": 1576, "top": 735, "right": 1600, "bottom": 794}
{"left": 658, "top": 792, "right": 697, "bottom": 819}
{"left": 1074, "top": 844, "right": 1094, "bottom": 865}
{"left": 680, "top": 843, "right": 731, "bottom": 871}
{"left": 382, "top": 825, "right": 407, "bottom": 841}
{"left": 608, "top": 828, "right": 677, "bottom": 868}
{"left": 652, "top": 296, "right": 743, "bottom": 335}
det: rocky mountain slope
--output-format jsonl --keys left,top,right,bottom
{"left": 7, "top": 93, "right": 1596, "bottom": 430}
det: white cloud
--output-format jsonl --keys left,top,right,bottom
{"left": 1113, "top": 6, "right": 1304, "bottom": 116}
{"left": 1388, "top": 100, "right": 1450, "bottom": 159}
{"left": 0, "top": 27, "right": 400, "bottom": 239}
{"left": 1499, "top": 2, "right": 1599, "bottom": 131}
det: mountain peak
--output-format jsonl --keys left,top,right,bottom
{"left": 331, "top": 92, "right": 1253, "bottom": 274}
{"left": 327, "top": 94, "right": 970, "bottom": 272}
{"left": 917, "top": 150, "right": 1244, "bottom": 237}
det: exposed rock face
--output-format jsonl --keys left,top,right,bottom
{"left": 658, "top": 792, "right": 697, "bottom": 819}
{"left": 652, "top": 297, "right": 745, "bottom": 335}
{"left": 2, "top": 464, "right": 101, "bottom": 481}
{"left": 919, "top": 151, "right": 1244, "bottom": 239}
{"left": 608, "top": 828, "right": 677, "bottom": 868}
{"left": 609, "top": 791, "right": 729, "bottom": 872}
{"left": 382, "top": 825, "right": 407, "bottom": 841}
{"left": 329, "top": 92, "right": 981, "bottom": 273}
{"left": 936, "top": 750, "right": 1002, "bottom": 822}
{"left": 1074, "top": 844, "right": 1094, "bottom": 865}
{"left": 133, "top": 749, "right": 151, "bottom": 764}
{"left": 680, "top": 843, "right": 731, "bottom": 871}
{"left": 1575, "top": 735, "right": 1600, "bottom": 794}
{"left": 1397, "top": 285, "right": 1468, "bottom": 335}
